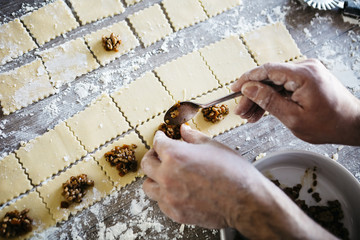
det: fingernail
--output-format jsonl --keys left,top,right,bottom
{"left": 242, "top": 85, "right": 258, "bottom": 99}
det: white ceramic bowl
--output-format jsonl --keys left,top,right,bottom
{"left": 221, "top": 150, "right": 360, "bottom": 240}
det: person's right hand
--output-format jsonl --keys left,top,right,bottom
{"left": 231, "top": 59, "right": 360, "bottom": 145}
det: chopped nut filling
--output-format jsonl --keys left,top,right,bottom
{"left": 170, "top": 102, "right": 181, "bottom": 119}
{"left": 0, "top": 209, "right": 33, "bottom": 238}
{"left": 102, "top": 33, "right": 121, "bottom": 52}
{"left": 158, "top": 123, "right": 181, "bottom": 139}
{"left": 104, "top": 144, "right": 138, "bottom": 177}
{"left": 201, "top": 104, "right": 229, "bottom": 123}
{"left": 272, "top": 179, "right": 349, "bottom": 240}
{"left": 61, "top": 174, "right": 94, "bottom": 208}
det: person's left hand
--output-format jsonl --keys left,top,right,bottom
{"left": 141, "top": 124, "right": 263, "bottom": 229}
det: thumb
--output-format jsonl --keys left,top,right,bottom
{"left": 241, "top": 81, "right": 298, "bottom": 118}
{"left": 180, "top": 124, "right": 211, "bottom": 144}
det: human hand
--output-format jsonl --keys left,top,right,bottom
{"left": 231, "top": 59, "right": 360, "bottom": 145}
{"left": 141, "top": 125, "right": 336, "bottom": 239}
{"left": 141, "top": 124, "right": 259, "bottom": 229}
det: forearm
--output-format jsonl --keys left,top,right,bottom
{"left": 228, "top": 176, "right": 337, "bottom": 239}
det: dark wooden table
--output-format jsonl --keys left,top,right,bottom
{"left": 0, "top": 0, "right": 359, "bottom": 239}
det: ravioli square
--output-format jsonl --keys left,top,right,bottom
{"left": 0, "top": 153, "right": 32, "bottom": 206}
{"left": 162, "top": 0, "right": 208, "bottom": 31}
{"left": 0, "top": 19, "right": 37, "bottom": 65}
{"left": 16, "top": 122, "right": 87, "bottom": 185}
{"left": 21, "top": 0, "right": 79, "bottom": 45}
{"left": 0, "top": 59, "right": 55, "bottom": 115}
{"left": 193, "top": 87, "right": 246, "bottom": 137}
{"left": 155, "top": 51, "right": 220, "bottom": 101}
{"left": 111, "top": 72, "right": 175, "bottom": 127}
{"left": 37, "top": 158, "right": 113, "bottom": 222}
{"left": 93, "top": 132, "right": 147, "bottom": 189}
{"left": 85, "top": 21, "right": 139, "bottom": 66}
{"left": 199, "top": 35, "right": 257, "bottom": 85}
{"left": 66, "top": 94, "right": 131, "bottom": 152}
{"left": 242, "top": 22, "right": 302, "bottom": 65}
{"left": 39, "top": 38, "right": 99, "bottom": 88}
{"left": 0, "top": 191, "right": 55, "bottom": 239}
{"left": 199, "top": 0, "right": 242, "bottom": 17}
{"left": 128, "top": 4, "right": 173, "bottom": 47}
{"left": 69, "top": 0, "right": 125, "bottom": 25}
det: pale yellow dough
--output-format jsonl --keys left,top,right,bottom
{"left": 85, "top": 21, "right": 139, "bottom": 66}
{"left": 69, "top": 0, "right": 125, "bottom": 25}
{"left": 66, "top": 94, "right": 130, "bottom": 152}
{"left": 0, "top": 58, "right": 55, "bottom": 115}
{"left": 111, "top": 71, "right": 174, "bottom": 127}
{"left": 21, "top": 0, "right": 79, "bottom": 45}
{"left": 0, "top": 153, "right": 32, "bottom": 206}
{"left": 93, "top": 131, "right": 147, "bottom": 189}
{"left": 162, "top": 0, "right": 208, "bottom": 31}
{"left": 37, "top": 158, "right": 114, "bottom": 222}
{"left": 155, "top": 51, "right": 220, "bottom": 101}
{"left": 199, "top": 0, "right": 242, "bottom": 17}
{"left": 125, "top": 0, "right": 142, "bottom": 6}
{"left": 193, "top": 87, "right": 246, "bottom": 137}
{"left": 0, "top": 19, "right": 37, "bottom": 65}
{"left": 136, "top": 112, "right": 197, "bottom": 147}
{"left": 242, "top": 22, "right": 302, "bottom": 65}
{"left": 16, "top": 122, "right": 87, "bottom": 185}
{"left": 39, "top": 38, "right": 99, "bottom": 88}
{"left": 199, "top": 35, "right": 257, "bottom": 85}
{"left": 0, "top": 191, "right": 55, "bottom": 240}
{"left": 128, "top": 4, "right": 173, "bottom": 47}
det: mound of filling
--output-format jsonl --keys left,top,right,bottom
{"left": 272, "top": 179, "right": 349, "bottom": 240}
{"left": 0, "top": 209, "right": 32, "bottom": 238}
{"left": 102, "top": 33, "right": 121, "bottom": 52}
{"left": 158, "top": 123, "right": 181, "bottom": 139}
{"left": 61, "top": 174, "right": 94, "bottom": 208}
{"left": 201, "top": 104, "right": 229, "bottom": 123}
{"left": 104, "top": 144, "right": 138, "bottom": 176}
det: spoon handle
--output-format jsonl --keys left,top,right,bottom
{"left": 200, "top": 91, "right": 243, "bottom": 108}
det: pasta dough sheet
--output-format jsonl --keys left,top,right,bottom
{"left": 155, "top": 51, "right": 220, "bottom": 101}
{"left": 0, "top": 58, "right": 55, "bottom": 115}
{"left": 39, "top": 38, "right": 99, "bottom": 88}
{"left": 0, "top": 153, "right": 32, "bottom": 206}
{"left": 162, "top": 0, "right": 208, "bottom": 31}
{"left": 85, "top": 21, "right": 139, "bottom": 66}
{"left": 37, "top": 158, "right": 114, "bottom": 222}
{"left": 193, "top": 87, "right": 246, "bottom": 137}
{"left": 0, "top": 191, "right": 55, "bottom": 240}
{"left": 136, "top": 112, "right": 197, "bottom": 147}
{"left": 125, "top": 0, "right": 142, "bottom": 6}
{"left": 69, "top": 0, "right": 125, "bottom": 25}
{"left": 111, "top": 71, "right": 175, "bottom": 127}
{"left": 66, "top": 94, "right": 131, "bottom": 152}
{"left": 21, "top": 0, "right": 79, "bottom": 46}
{"left": 200, "top": 0, "right": 242, "bottom": 17}
{"left": 16, "top": 122, "right": 87, "bottom": 186}
{"left": 199, "top": 35, "right": 257, "bottom": 85}
{"left": 93, "top": 131, "right": 147, "bottom": 189}
{"left": 242, "top": 22, "right": 302, "bottom": 65}
{"left": 0, "top": 19, "right": 37, "bottom": 65}
{"left": 128, "top": 4, "right": 173, "bottom": 47}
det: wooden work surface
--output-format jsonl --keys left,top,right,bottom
{"left": 0, "top": 0, "right": 359, "bottom": 239}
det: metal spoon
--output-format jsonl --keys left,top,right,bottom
{"left": 164, "top": 91, "right": 243, "bottom": 125}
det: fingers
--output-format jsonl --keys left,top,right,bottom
{"left": 241, "top": 81, "right": 301, "bottom": 120}
{"left": 180, "top": 124, "right": 211, "bottom": 144}
{"left": 141, "top": 149, "right": 161, "bottom": 180}
{"left": 153, "top": 131, "right": 178, "bottom": 161}
{"left": 143, "top": 178, "right": 160, "bottom": 201}
{"left": 234, "top": 96, "right": 265, "bottom": 122}
{"left": 231, "top": 62, "right": 306, "bottom": 93}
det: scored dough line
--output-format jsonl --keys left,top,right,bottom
{"left": 159, "top": 2, "right": 177, "bottom": 33}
